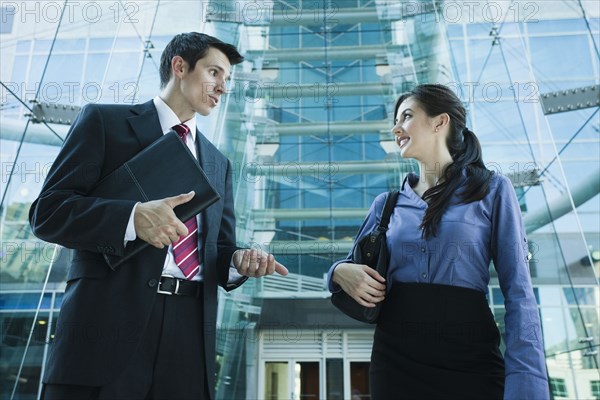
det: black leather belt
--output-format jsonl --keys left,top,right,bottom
{"left": 157, "top": 275, "right": 203, "bottom": 297}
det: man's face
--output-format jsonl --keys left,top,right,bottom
{"left": 178, "top": 47, "right": 232, "bottom": 116}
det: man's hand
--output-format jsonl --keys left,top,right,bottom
{"left": 332, "top": 263, "right": 386, "bottom": 307}
{"left": 134, "top": 191, "right": 195, "bottom": 249}
{"left": 233, "top": 248, "right": 288, "bottom": 277}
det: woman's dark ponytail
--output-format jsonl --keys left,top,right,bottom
{"left": 454, "top": 128, "right": 492, "bottom": 206}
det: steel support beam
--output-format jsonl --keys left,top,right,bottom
{"left": 246, "top": 160, "right": 399, "bottom": 176}
{"left": 247, "top": 81, "right": 392, "bottom": 99}
{"left": 270, "top": 7, "right": 381, "bottom": 25}
{"left": 252, "top": 208, "right": 367, "bottom": 220}
{"left": 524, "top": 168, "right": 600, "bottom": 233}
{"left": 246, "top": 45, "right": 405, "bottom": 62}
{"left": 540, "top": 85, "right": 600, "bottom": 115}
{"left": 265, "top": 240, "right": 353, "bottom": 255}
{"left": 256, "top": 120, "right": 389, "bottom": 136}
{"left": 0, "top": 117, "right": 67, "bottom": 146}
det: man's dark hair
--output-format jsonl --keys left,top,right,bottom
{"left": 159, "top": 32, "right": 244, "bottom": 88}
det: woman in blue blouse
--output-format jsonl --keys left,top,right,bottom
{"left": 328, "top": 84, "right": 549, "bottom": 399}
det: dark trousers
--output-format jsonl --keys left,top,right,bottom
{"left": 41, "top": 289, "right": 209, "bottom": 400}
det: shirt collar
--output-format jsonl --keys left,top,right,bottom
{"left": 401, "top": 172, "right": 419, "bottom": 193}
{"left": 153, "top": 96, "right": 196, "bottom": 143}
{"left": 400, "top": 167, "right": 469, "bottom": 193}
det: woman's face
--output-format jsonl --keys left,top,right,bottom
{"left": 391, "top": 97, "right": 438, "bottom": 160}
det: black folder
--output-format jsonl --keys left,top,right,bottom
{"left": 90, "top": 130, "right": 220, "bottom": 269}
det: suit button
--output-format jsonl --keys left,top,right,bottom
{"left": 147, "top": 279, "right": 158, "bottom": 288}
{"left": 421, "top": 273, "right": 427, "bottom": 279}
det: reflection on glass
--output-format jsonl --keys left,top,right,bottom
{"left": 350, "top": 362, "right": 370, "bottom": 400}
{"left": 549, "top": 377, "right": 569, "bottom": 398}
{"left": 326, "top": 359, "right": 343, "bottom": 400}
{"left": 0, "top": 312, "right": 50, "bottom": 399}
{"left": 294, "top": 361, "right": 319, "bottom": 400}
{"left": 0, "top": 2, "right": 598, "bottom": 399}
{"left": 265, "top": 362, "right": 289, "bottom": 400}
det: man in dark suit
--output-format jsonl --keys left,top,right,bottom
{"left": 29, "top": 32, "right": 287, "bottom": 400}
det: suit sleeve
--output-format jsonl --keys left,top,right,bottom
{"left": 29, "top": 104, "right": 137, "bottom": 256}
{"left": 491, "top": 176, "right": 550, "bottom": 400}
{"left": 327, "top": 193, "right": 385, "bottom": 293}
{"left": 217, "top": 158, "right": 245, "bottom": 290}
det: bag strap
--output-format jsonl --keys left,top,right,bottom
{"left": 378, "top": 190, "right": 399, "bottom": 230}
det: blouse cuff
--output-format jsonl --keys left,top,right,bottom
{"left": 327, "top": 260, "right": 347, "bottom": 293}
{"left": 504, "top": 372, "right": 550, "bottom": 400}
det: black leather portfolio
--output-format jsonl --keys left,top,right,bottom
{"left": 90, "top": 130, "right": 220, "bottom": 269}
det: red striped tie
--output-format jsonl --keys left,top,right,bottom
{"left": 171, "top": 123, "right": 200, "bottom": 280}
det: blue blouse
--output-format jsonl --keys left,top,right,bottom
{"left": 328, "top": 171, "right": 550, "bottom": 400}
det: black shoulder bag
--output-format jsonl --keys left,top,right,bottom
{"left": 331, "top": 190, "right": 399, "bottom": 323}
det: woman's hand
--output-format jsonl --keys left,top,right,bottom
{"left": 332, "top": 263, "right": 386, "bottom": 307}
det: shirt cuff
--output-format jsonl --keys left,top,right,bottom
{"left": 228, "top": 263, "right": 244, "bottom": 283}
{"left": 328, "top": 261, "right": 346, "bottom": 293}
{"left": 123, "top": 203, "right": 139, "bottom": 247}
{"left": 504, "top": 372, "right": 550, "bottom": 400}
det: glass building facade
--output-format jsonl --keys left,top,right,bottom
{"left": 1, "top": 1, "right": 598, "bottom": 399}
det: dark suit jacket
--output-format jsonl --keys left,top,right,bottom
{"left": 29, "top": 100, "right": 245, "bottom": 398}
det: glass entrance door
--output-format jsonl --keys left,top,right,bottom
{"left": 349, "top": 362, "right": 370, "bottom": 400}
{"left": 264, "top": 360, "right": 321, "bottom": 400}
{"left": 263, "top": 359, "right": 372, "bottom": 399}
{"left": 265, "top": 362, "right": 289, "bottom": 400}
{"left": 294, "top": 361, "right": 319, "bottom": 399}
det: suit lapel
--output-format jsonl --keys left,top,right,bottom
{"left": 194, "top": 129, "right": 217, "bottom": 177}
{"left": 127, "top": 100, "right": 163, "bottom": 149}
{"left": 195, "top": 130, "right": 220, "bottom": 280}
{"left": 196, "top": 129, "right": 218, "bottom": 234}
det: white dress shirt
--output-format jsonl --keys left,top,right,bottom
{"left": 124, "top": 96, "right": 203, "bottom": 281}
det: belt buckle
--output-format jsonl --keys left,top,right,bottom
{"left": 157, "top": 275, "right": 179, "bottom": 295}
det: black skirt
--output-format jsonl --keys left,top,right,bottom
{"left": 370, "top": 283, "right": 505, "bottom": 400}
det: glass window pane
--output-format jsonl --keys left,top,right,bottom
{"left": 33, "top": 39, "right": 52, "bottom": 53}
{"left": 0, "top": 293, "right": 51, "bottom": 310}
{"left": 350, "top": 361, "right": 370, "bottom": 400}
{"left": 84, "top": 53, "right": 110, "bottom": 84}
{"left": 326, "top": 359, "right": 343, "bottom": 400}
{"left": 89, "top": 38, "right": 114, "bottom": 51}
{"left": 52, "top": 39, "right": 86, "bottom": 52}
{"left": 16, "top": 40, "right": 31, "bottom": 53}
{"left": 0, "top": 312, "right": 49, "bottom": 399}
{"left": 10, "top": 55, "right": 28, "bottom": 92}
